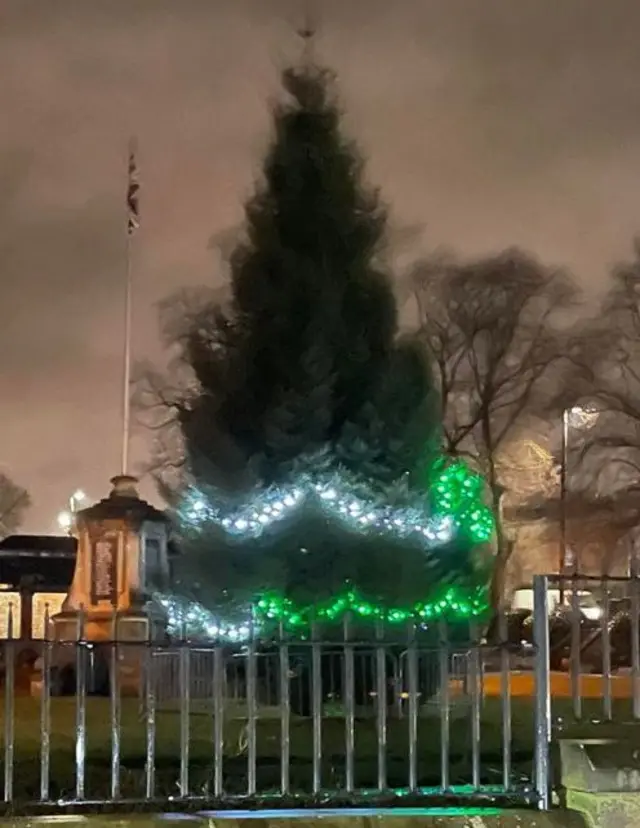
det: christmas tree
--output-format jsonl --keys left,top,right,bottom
{"left": 165, "top": 57, "right": 493, "bottom": 633}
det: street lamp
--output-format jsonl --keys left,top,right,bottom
{"left": 559, "top": 405, "right": 599, "bottom": 599}
{"left": 69, "top": 490, "right": 86, "bottom": 512}
{"left": 57, "top": 511, "right": 72, "bottom": 533}
{"left": 57, "top": 490, "right": 88, "bottom": 536}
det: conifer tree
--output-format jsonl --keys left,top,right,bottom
{"left": 168, "top": 57, "right": 489, "bottom": 620}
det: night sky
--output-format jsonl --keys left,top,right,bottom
{"left": 2, "top": 0, "right": 640, "bottom": 532}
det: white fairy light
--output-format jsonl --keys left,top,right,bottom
{"left": 179, "top": 471, "right": 468, "bottom": 553}
{"left": 156, "top": 594, "right": 258, "bottom": 642}
{"left": 178, "top": 454, "right": 498, "bottom": 556}
{"left": 320, "top": 488, "right": 337, "bottom": 500}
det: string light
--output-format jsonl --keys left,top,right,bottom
{"left": 255, "top": 586, "right": 487, "bottom": 625}
{"left": 156, "top": 585, "right": 488, "bottom": 642}
{"left": 157, "top": 595, "right": 259, "bottom": 641}
{"left": 180, "top": 459, "right": 494, "bottom": 549}
{"left": 430, "top": 460, "right": 495, "bottom": 543}
{"left": 168, "top": 458, "right": 493, "bottom": 640}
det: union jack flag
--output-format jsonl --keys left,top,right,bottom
{"left": 127, "top": 141, "right": 139, "bottom": 236}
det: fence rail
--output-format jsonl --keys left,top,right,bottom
{"left": 541, "top": 573, "right": 640, "bottom": 720}
{"left": 9, "top": 574, "right": 632, "bottom": 811}
{"left": 2, "top": 571, "right": 638, "bottom": 813}
{"left": 0, "top": 608, "right": 547, "bottom": 812}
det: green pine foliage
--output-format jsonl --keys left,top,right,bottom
{"left": 180, "top": 62, "right": 435, "bottom": 485}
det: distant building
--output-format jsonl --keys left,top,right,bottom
{"left": 0, "top": 532, "right": 181, "bottom": 640}
{"left": 504, "top": 491, "right": 640, "bottom": 593}
{"left": 0, "top": 534, "right": 77, "bottom": 638}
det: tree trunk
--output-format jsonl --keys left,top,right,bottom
{"left": 489, "top": 534, "right": 512, "bottom": 611}
{"left": 487, "top": 472, "right": 510, "bottom": 611}
{"left": 479, "top": 407, "right": 512, "bottom": 612}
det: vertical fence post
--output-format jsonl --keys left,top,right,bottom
{"left": 75, "top": 606, "right": 87, "bottom": 801}
{"left": 179, "top": 617, "right": 190, "bottom": 797}
{"left": 110, "top": 607, "right": 121, "bottom": 800}
{"left": 469, "top": 620, "right": 482, "bottom": 790}
{"left": 213, "top": 633, "right": 224, "bottom": 797}
{"left": 406, "top": 619, "right": 418, "bottom": 791}
{"left": 570, "top": 587, "right": 582, "bottom": 720}
{"left": 246, "top": 613, "right": 257, "bottom": 796}
{"left": 343, "top": 612, "right": 356, "bottom": 793}
{"left": 311, "top": 618, "right": 322, "bottom": 793}
{"left": 40, "top": 603, "right": 52, "bottom": 802}
{"left": 601, "top": 581, "right": 612, "bottom": 721}
{"left": 375, "top": 619, "right": 388, "bottom": 791}
{"left": 3, "top": 603, "right": 15, "bottom": 803}
{"left": 533, "top": 574, "right": 551, "bottom": 811}
{"left": 632, "top": 575, "right": 640, "bottom": 719}
{"left": 438, "top": 618, "right": 450, "bottom": 792}
{"left": 498, "top": 610, "right": 512, "bottom": 792}
{"left": 144, "top": 621, "right": 156, "bottom": 800}
{"left": 279, "top": 621, "right": 290, "bottom": 795}
{"left": 395, "top": 652, "right": 404, "bottom": 720}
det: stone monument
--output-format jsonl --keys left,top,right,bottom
{"left": 51, "top": 475, "right": 170, "bottom": 692}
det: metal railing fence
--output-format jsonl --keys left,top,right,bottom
{"left": 537, "top": 573, "right": 640, "bottom": 721}
{"left": 0, "top": 596, "right": 555, "bottom": 812}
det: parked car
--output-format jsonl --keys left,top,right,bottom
{"left": 511, "top": 587, "right": 603, "bottom": 621}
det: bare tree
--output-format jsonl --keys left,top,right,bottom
{"left": 0, "top": 474, "right": 30, "bottom": 538}
{"left": 134, "top": 283, "right": 237, "bottom": 498}
{"left": 579, "top": 241, "right": 640, "bottom": 493}
{"left": 408, "top": 247, "right": 590, "bottom": 606}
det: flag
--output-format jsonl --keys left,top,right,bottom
{"left": 127, "top": 142, "right": 139, "bottom": 236}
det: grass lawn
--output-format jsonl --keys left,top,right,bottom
{"left": 0, "top": 694, "right": 639, "bottom": 803}
{"left": 0, "top": 696, "right": 531, "bottom": 801}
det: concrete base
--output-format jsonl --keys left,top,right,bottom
{"left": 47, "top": 608, "right": 164, "bottom": 696}
{"left": 566, "top": 790, "right": 640, "bottom": 828}
{"left": 51, "top": 608, "right": 159, "bottom": 642}
{"left": 560, "top": 738, "right": 640, "bottom": 827}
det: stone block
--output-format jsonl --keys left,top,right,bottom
{"left": 560, "top": 737, "right": 640, "bottom": 827}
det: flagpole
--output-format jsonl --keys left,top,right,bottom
{"left": 121, "top": 137, "right": 138, "bottom": 476}
{"left": 121, "top": 230, "right": 133, "bottom": 476}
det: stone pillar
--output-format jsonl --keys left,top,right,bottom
{"left": 51, "top": 475, "right": 170, "bottom": 693}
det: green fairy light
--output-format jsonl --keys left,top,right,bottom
{"left": 254, "top": 585, "right": 488, "bottom": 628}
{"left": 156, "top": 583, "right": 489, "bottom": 641}
{"left": 431, "top": 458, "right": 494, "bottom": 544}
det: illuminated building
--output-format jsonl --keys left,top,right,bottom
{"left": 0, "top": 534, "right": 76, "bottom": 639}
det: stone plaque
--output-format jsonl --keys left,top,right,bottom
{"left": 90, "top": 532, "right": 118, "bottom": 605}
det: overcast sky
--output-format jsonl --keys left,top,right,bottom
{"left": 2, "top": 0, "right": 640, "bottom": 531}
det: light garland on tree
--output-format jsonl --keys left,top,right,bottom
{"left": 156, "top": 585, "right": 488, "bottom": 642}
{"left": 180, "top": 459, "right": 494, "bottom": 549}
{"left": 168, "top": 458, "right": 493, "bottom": 640}
{"left": 430, "top": 459, "right": 495, "bottom": 543}
{"left": 255, "top": 586, "right": 487, "bottom": 625}
{"left": 156, "top": 595, "right": 258, "bottom": 641}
